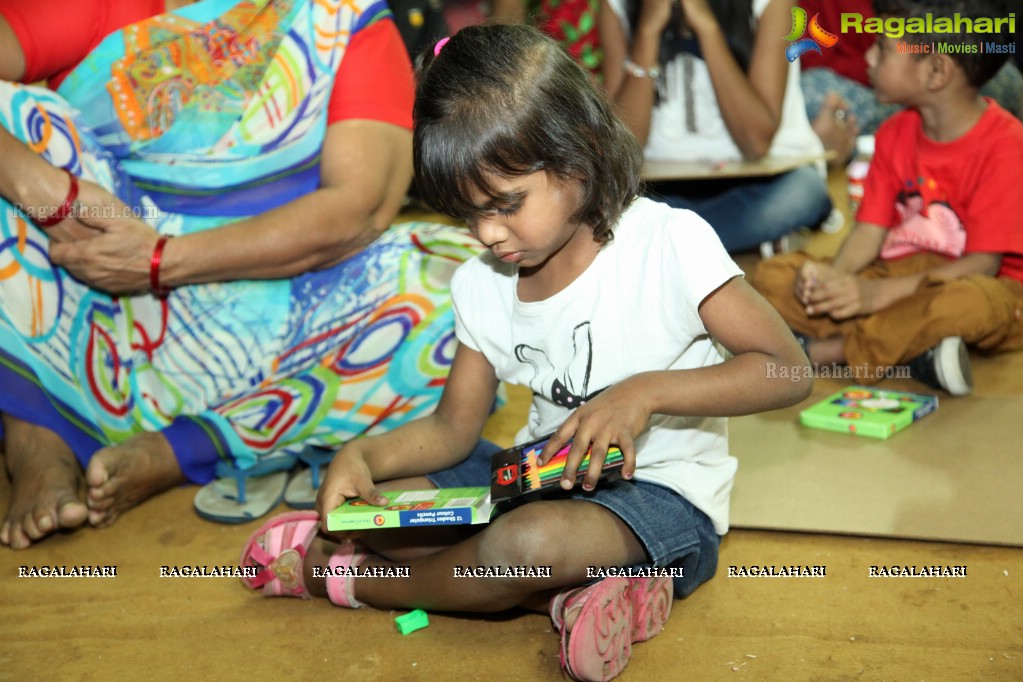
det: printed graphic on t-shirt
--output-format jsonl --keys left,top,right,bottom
{"left": 880, "top": 179, "right": 966, "bottom": 260}
{"left": 515, "top": 321, "right": 592, "bottom": 410}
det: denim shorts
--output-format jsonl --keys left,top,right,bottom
{"left": 427, "top": 439, "right": 721, "bottom": 598}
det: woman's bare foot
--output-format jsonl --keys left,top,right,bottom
{"left": 1, "top": 416, "right": 89, "bottom": 549}
{"left": 85, "top": 431, "right": 186, "bottom": 527}
{"left": 813, "top": 92, "right": 859, "bottom": 168}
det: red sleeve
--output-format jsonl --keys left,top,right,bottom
{"left": 967, "top": 150, "right": 1023, "bottom": 281}
{"left": 960, "top": 111, "right": 1023, "bottom": 258}
{"left": 0, "top": 0, "right": 161, "bottom": 86}
{"left": 327, "top": 18, "right": 413, "bottom": 128}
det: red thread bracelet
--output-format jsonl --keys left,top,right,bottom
{"left": 34, "top": 169, "right": 79, "bottom": 227}
{"left": 150, "top": 235, "right": 174, "bottom": 298}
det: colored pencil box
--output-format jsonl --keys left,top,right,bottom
{"left": 799, "top": 385, "right": 938, "bottom": 439}
{"left": 326, "top": 487, "right": 493, "bottom": 531}
{"left": 489, "top": 433, "right": 625, "bottom": 502}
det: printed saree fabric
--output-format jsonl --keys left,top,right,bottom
{"left": 0, "top": 0, "right": 478, "bottom": 483}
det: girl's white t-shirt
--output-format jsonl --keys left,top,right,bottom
{"left": 451, "top": 197, "right": 744, "bottom": 534}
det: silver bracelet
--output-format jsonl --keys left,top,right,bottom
{"left": 623, "top": 57, "right": 661, "bottom": 80}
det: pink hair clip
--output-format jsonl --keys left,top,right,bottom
{"left": 434, "top": 36, "right": 450, "bottom": 57}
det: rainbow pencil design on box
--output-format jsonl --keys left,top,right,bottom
{"left": 489, "top": 433, "right": 626, "bottom": 501}
{"left": 521, "top": 440, "right": 624, "bottom": 491}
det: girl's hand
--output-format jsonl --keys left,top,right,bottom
{"left": 539, "top": 378, "right": 650, "bottom": 491}
{"left": 315, "top": 446, "right": 389, "bottom": 520}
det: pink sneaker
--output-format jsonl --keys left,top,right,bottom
{"left": 239, "top": 511, "right": 367, "bottom": 607}
{"left": 549, "top": 575, "right": 673, "bottom": 681}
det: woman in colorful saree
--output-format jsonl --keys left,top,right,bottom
{"left": 0, "top": 0, "right": 478, "bottom": 548}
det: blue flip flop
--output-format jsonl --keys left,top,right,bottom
{"left": 283, "top": 445, "right": 336, "bottom": 510}
{"left": 194, "top": 454, "right": 296, "bottom": 524}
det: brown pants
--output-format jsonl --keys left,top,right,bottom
{"left": 750, "top": 252, "right": 1023, "bottom": 381}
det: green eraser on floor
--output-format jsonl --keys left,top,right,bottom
{"left": 395, "top": 609, "right": 429, "bottom": 635}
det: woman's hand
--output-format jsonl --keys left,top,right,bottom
{"left": 538, "top": 378, "right": 651, "bottom": 491}
{"left": 45, "top": 216, "right": 104, "bottom": 244}
{"left": 45, "top": 177, "right": 133, "bottom": 243}
{"left": 697, "top": 0, "right": 793, "bottom": 159}
{"left": 315, "top": 446, "right": 389, "bottom": 520}
{"left": 48, "top": 179, "right": 161, "bottom": 295}
{"left": 155, "top": 120, "right": 412, "bottom": 286}
{"left": 679, "top": 0, "right": 719, "bottom": 37}
{"left": 637, "top": 0, "right": 719, "bottom": 39}
{"left": 635, "top": 0, "right": 676, "bottom": 38}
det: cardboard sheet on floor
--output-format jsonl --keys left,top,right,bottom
{"left": 729, "top": 370, "right": 1023, "bottom": 547}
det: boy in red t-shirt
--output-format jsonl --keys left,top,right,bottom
{"left": 753, "top": 0, "right": 1023, "bottom": 396}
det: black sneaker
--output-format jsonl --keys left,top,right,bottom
{"left": 906, "top": 337, "right": 973, "bottom": 396}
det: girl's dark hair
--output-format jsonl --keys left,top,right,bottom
{"left": 413, "top": 23, "right": 643, "bottom": 244}
{"left": 625, "top": 0, "right": 755, "bottom": 71}
{"left": 873, "top": 0, "right": 1012, "bottom": 87}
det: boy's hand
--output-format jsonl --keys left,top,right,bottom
{"left": 539, "top": 378, "right": 649, "bottom": 491}
{"left": 802, "top": 270, "right": 883, "bottom": 320}
{"left": 794, "top": 260, "right": 822, "bottom": 304}
{"left": 797, "top": 261, "right": 886, "bottom": 320}
{"left": 795, "top": 260, "right": 845, "bottom": 305}
{"left": 314, "top": 446, "right": 389, "bottom": 520}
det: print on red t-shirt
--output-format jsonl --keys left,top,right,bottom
{"left": 880, "top": 178, "right": 966, "bottom": 261}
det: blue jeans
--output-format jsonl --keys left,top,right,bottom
{"left": 427, "top": 439, "right": 722, "bottom": 598}
{"left": 647, "top": 164, "right": 833, "bottom": 254}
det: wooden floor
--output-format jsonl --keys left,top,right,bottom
{"left": 2, "top": 387, "right": 1020, "bottom": 681}
{"left": 2, "top": 171, "right": 1021, "bottom": 680}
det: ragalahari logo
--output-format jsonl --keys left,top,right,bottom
{"left": 784, "top": 7, "right": 839, "bottom": 62}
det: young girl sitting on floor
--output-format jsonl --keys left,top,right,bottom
{"left": 239, "top": 24, "right": 811, "bottom": 682}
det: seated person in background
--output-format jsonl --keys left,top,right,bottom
{"left": 752, "top": 0, "right": 1023, "bottom": 397}
{"left": 499, "top": 0, "right": 604, "bottom": 75}
{"left": 600, "top": 0, "right": 832, "bottom": 255}
{"left": 0, "top": 0, "right": 479, "bottom": 549}
{"left": 442, "top": 0, "right": 604, "bottom": 75}
{"left": 800, "top": 0, "right": 1023, "bottom": 163}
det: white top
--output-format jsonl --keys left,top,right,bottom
{"left": 607, "top": 0, "right": 824, "bottom": 163}
{"left": 451, "top": 197, "right": 744, "bottom": 534}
